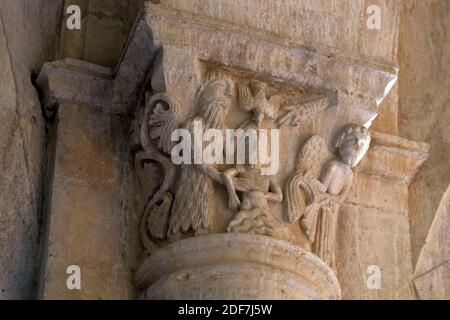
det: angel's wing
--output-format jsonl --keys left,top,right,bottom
{"left": 296, "top": 135, "right": 329, "bottom": 177}
{"left": 277, "top": 97, "right": 329, "bottom": 127}
{"left": 284, "top": 135, "right": 329, "bottom": 223}
{"left": 237, "top": 82, "right": 256, "bottom": 113}
{"left": 141, "top": 93, "right": 181, "bottom": 154}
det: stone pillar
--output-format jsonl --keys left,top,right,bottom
{"left": 337, "top": 132, "right": 429, "bottom": 299}
{"left": 36, "top": 60, "right": 140, "bottom": 299}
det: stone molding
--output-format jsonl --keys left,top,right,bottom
{"left": 136, "top": 233, "right": 342, "bottom": 300}
{"left": 357, "top": 131, "right": 430, "bottom": 184}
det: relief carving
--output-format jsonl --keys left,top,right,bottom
{"left": 284, "top": 124, "right": 371, "bottom": 269}
{"left": 138, "top": 72, "right": 235, "bottom": 251}
{"left": 221, "top": 79, "right": 330, "bottom": 240}
{"left": 236, "top": 80, "right": 282, "bottom": 126}
{"left": 168, "top": 72, "right": 235, "bottom": 238}
{"left": 223, "top": 81, "right": 287, "bottom": 238}
{"left": 137, "top": 67, "right": 371, "bottom": 271}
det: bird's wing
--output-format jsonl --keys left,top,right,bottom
{"left": 283, "top": 135, "right": 329, "bottom": 224}
{"left": 269, "top": 94, "right": 283, "bottom": 108}
{"left": 296, "top": 135, "right": 329, "bottom": 176}
{"left": 237, "top": 83, "right": 256, "bottom": 112}
{"left": 277, "top": 97, "right": 329, "bottom": 127}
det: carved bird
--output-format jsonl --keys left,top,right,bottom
{"left": 237, "top": 80, "right": 282, "bottom": 126}
{"left": 277, "top": 96, "right": 330, "bottom": 128}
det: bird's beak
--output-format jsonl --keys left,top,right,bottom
{"left": 255, "top": 112, "right": 264, "bottom": 126}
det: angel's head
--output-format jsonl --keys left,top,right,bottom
{"left": 335, "top": 124, "right": 371, "bottom": 168}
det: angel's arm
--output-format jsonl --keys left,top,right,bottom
{"left": 320, "top": 160, "right": 337, "bottom": 191}
{"left": 222, "top": 167, "right": 239, "bottom": 182}
{"left": 197, "top": 163, "right": 223, "bottom": 183}
{"left": 336, "top": 172, "right": 353, "bottom": 203}
{"left": 265, "top": 178, "right": 283, "bottom": 203}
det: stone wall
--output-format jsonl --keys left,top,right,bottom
{"left": 0, "top": 0, "right": 63, "bottom": 299}
{"left": 42, "top": 103, "right": 138, "bottom": 299}
{"left": 397, "top": 0, "right": 450, "bottom": 299}
{"left": 338, "top": 132, "right": 428, "bottom": 299}
{"left": 398, "top": 0, "right": 450, "bottom": 267}
{"left": 59, "top": 0, "right": 147, "bottom": 68}
{"left": 158, "top": 0, "right": 400, "bottom": 67}
{"left": 33, "top": 58, "right": 143, "bottom": 299}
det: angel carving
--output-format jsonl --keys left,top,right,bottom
{"left": 284, "top": 124, "right": 371, "bottom": 270}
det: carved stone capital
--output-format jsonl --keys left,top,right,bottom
{"left": 127, "top": 3, "right": 405, "bottom": 300}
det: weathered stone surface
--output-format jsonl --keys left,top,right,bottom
{"left": 123, "top": 3, "right": 428, "bottom": 301}
{"left": 0, "top": 0, "right": 62, "bottom": 299}
{"left": 59, "top": 0, "right": 147, "bottom": 68}
{"left": 37, "top": 1, "right": 431, "bottom": 301}
{"left": 136, "top": 233, "right": 341, "bottom": 300}
{"left": 338, "top": 204, "right": 415, "bottom": 299}
{"left": 356, "top": 131, "right": 429, "bottom": 184}
{"left": 114, "top": 2, "right": 398, "bottom": 121}
{"left": 398, "top": 0, "right": 450, "bottom": 272}
{"left": 337, "top": 131, "right": 428, "bottom": 299}
{"left": 41, "top": 102, "right": 140, "bottom": 299}
{"left": 38, "top": 58, "right": 115, "bottom": 115}
{"left": 159, "top": 0, "right": 401, "bottom": 67}
{"left": 372, "top": 83, "right": 399, "bottom": 136}
{"left": 414, "top": 185, "right": 450, "bottom": 299}
{"left": 146, "top": 3, "right": 396, "bottom": 121}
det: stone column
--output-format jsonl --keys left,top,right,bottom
{"left": 36, "top": 60, "right": 140, "bottom": 299}
{"left": 123, "top": 3, "right": 402, "bottom": 300}
{"left": 36, "top": 2, "right": 429, "bottom": 300}
{"left": 136, "top": 233, "right": 341, "bottom": 299}
{"left": 338, "top": 132, "right": 429, "bottom": 299}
